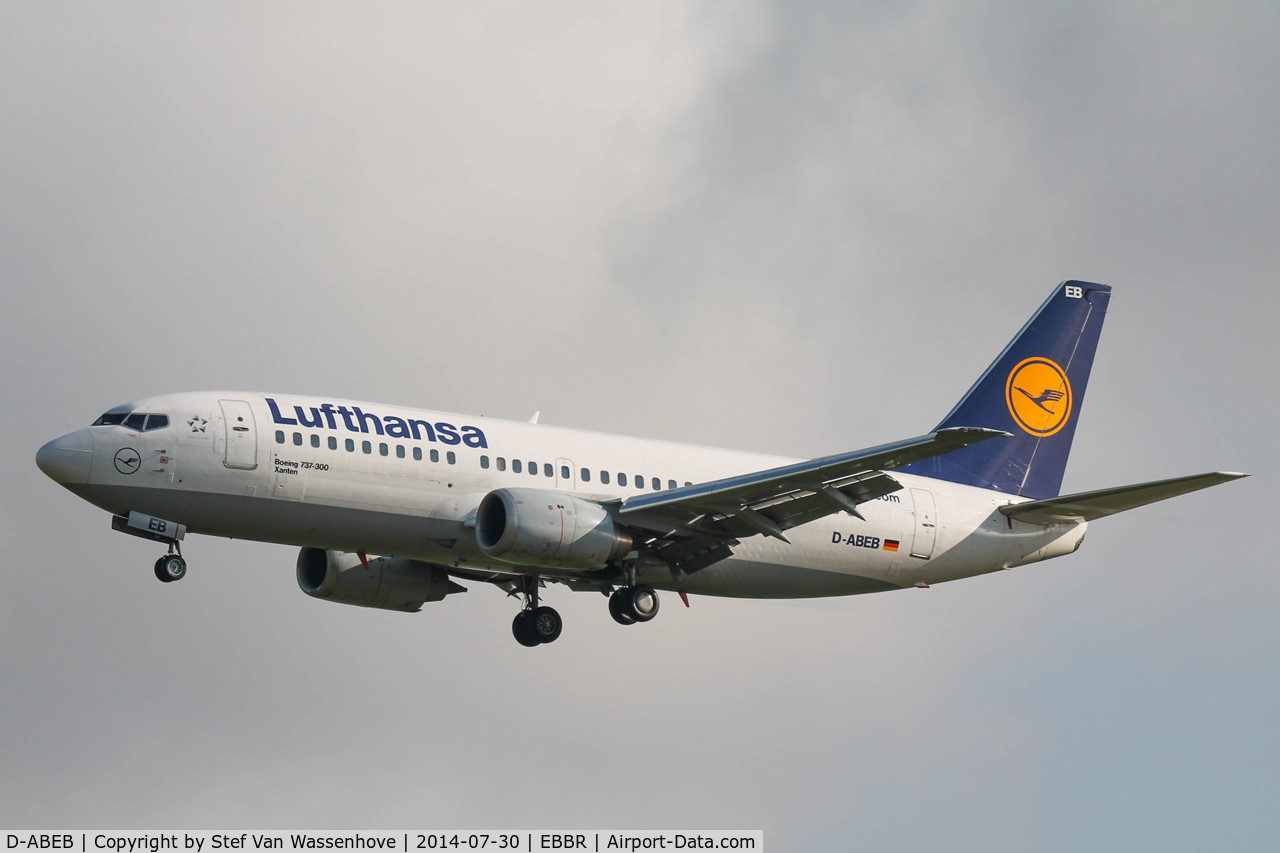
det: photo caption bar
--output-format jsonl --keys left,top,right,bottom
{"left": 2, "top": 831, "right": 762, "bottom": 853}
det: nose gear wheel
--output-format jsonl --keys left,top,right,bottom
{"left": 152, "top": 539, "right": 187, "bottom": 583}
{"left": 154, "top": 545, "right": 187, "bottom": 583}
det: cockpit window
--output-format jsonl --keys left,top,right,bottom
{"left": 95, "top": 410, "right": 170, "bottom": 430}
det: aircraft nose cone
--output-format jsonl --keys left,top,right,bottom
{"left": 36, "top": 430, "right": 93, "bottom": 485}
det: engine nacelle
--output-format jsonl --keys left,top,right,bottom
{"left": 296, "top": 548, "right": 464, "bottom": 612}
{"left": 475, "top": 488, "right": 632, "bottom": 570}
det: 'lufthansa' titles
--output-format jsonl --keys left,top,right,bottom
{"left": 266, "top": 398, "right": 488, "bottom": 448}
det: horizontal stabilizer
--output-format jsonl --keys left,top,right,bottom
{"left": 999, "top": 472, "right": 1248, "bottom": 525}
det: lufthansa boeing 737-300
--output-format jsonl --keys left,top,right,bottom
{"left": 36, "top": 282, "right": 1247, "bottom": 646}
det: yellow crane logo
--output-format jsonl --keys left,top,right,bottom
{"left": 1005, "top": 357, "right": 1072, "bottom": 436}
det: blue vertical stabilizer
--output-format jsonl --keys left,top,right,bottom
{"left": 898, "top": 281, "right": 1111, "bottom": 499}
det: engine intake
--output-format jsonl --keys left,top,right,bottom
{"left": 475, "top": 488, "right": 632, "bottom": 570}
{"left": 296, "top": 548, "right": 464, "bottom": 612}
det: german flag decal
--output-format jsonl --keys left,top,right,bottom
{"left": 883, "top": 539, "right": 900, "bottom": 552}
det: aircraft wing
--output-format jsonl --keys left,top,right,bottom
{"left": 612, "top": 427, "right": 1009, "bottom": 573}
{"left": 998, "top": 471, "right": 1248, "bottom": 525}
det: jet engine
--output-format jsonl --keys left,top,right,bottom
{"left": 475, "top": 488, "right": 632, "bottom": 570}
{"left": 296, "top": 548, "right": 465, "bottom": 612}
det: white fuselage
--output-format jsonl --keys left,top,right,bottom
{"left": 50, "top": 391, "right": 1087, "bottom": 598}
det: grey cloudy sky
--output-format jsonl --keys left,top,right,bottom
{"left": 2, "top": 2, "right": 1277, "bottom": 850}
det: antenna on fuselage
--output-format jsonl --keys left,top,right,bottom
{"left": 528, "top": 411, "right": 540, "bottom": 424}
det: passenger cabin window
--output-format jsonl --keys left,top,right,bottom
{"left": 668, "top": 480, "right": 676, "bottom": 490}
{"left": 561, "top": 465, "right": 570, "bottom": 480}
{"left": 311, "top": 434, "right": 320, "bottom": 448}
{"left": 481, "top": 456, "right": 490, "bottom": 469}
{"left": 293, "top": 432, "right": 303, "bottom": 446}
{"left": 413, "top": 447, "right": 422, "bottom": 461}
{"left": 396, "top": 445, "right": 405, "bottom": 458}
{"left": 91, "top": 411, "right": 129, "bottom": 426}
{"left": 601, "top": 471, "right": 610, "bottom": 485}
{"left": 447, "top": 451, "right": 456, "bottom": 465}
{"left": 497, "top": 457, "right": 506, "bottom": 471}
{"left": 685, "top": 482, "right": 692, "bottom": 487}
{"left": 145, "top": 415, "right": 169, "bottom": 430}
{"left": 528, "top": 461, "right": 537, "bottom": 475}
{"left": 329, "top": 436, "right": 337, "bottom": 450}
{"left": 581, "top": 468, "right": 591, "bottom": 482}
{"left": 512, "top": 459, "right": 522, "bottom": 474}
{"left": 652, "top": 477, "right": 660, "bottom": 490}
{"left": 430, "top": 449, "right": 440, "bottom": 463}
{"left": 618, "top": 473, "right": 627, "bottom": 487}
{"left": 345, "top": 438, "right": 355, "bottom": 452}
{"left": 275, "top": 431, "right": 285, "bottom": 444}
{"left": 124, "top": 413, "right": 147, "bottom": 431}
{"left": 379, "top": 442, "right": 388, "bottom": 456}
{"left": 544, "top": 463, "right": 553, "bottom": 477}
{"left": 362, "top": 441, "right": 372, "bottom": 454}
{"left": 635, "top": 475, "right": 644, "bottom": 489}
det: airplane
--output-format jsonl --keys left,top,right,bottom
{"left": 35, "top": 281, "right": 1246, "bottom": 647}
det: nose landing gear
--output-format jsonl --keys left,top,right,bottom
{"left": 153, "top": 542, "right": 187, "bottom": 583}
{"left": 154, "top": 554, "right": 187, "bottom": 582}
{"left": 111, "top": 513, "right": 190, "bottom": 584}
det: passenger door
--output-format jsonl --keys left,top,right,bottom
{"left": 909, "top": 488, "right": 937, "bottom": 560}
{"left": 220, "top": 399, "right": 258, "bottom": 470}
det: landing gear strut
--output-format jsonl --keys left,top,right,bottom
{"left": 511, "top": 575, "right": 562, "bottom": 646}
{"left": 153, "top": 541, "right": 187, "bottom": 583}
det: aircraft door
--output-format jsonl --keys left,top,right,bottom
{"left": 909, "top": 488, "right": 937, "bottom": 559}
{"left": 555, "top": 458, "right": 576, "bottom": 490}
{"left": 220, "top": 399, "right": 258, "bottom": 470}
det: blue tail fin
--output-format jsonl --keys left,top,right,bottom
{"left": 898, "top": 281, "right": 1111, "bottom": 499}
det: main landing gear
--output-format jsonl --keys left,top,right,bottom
{"left": 608, "top": 584, "right": 660, "bottom": 625}
{"left": 153, "top": 541, "right": 187, "bottom": 583}
{"left": 512, "top": 576, "right": 562, "bottom": 647}
{"left": 507, "top": 572, "right": 664, "bottom": 645}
